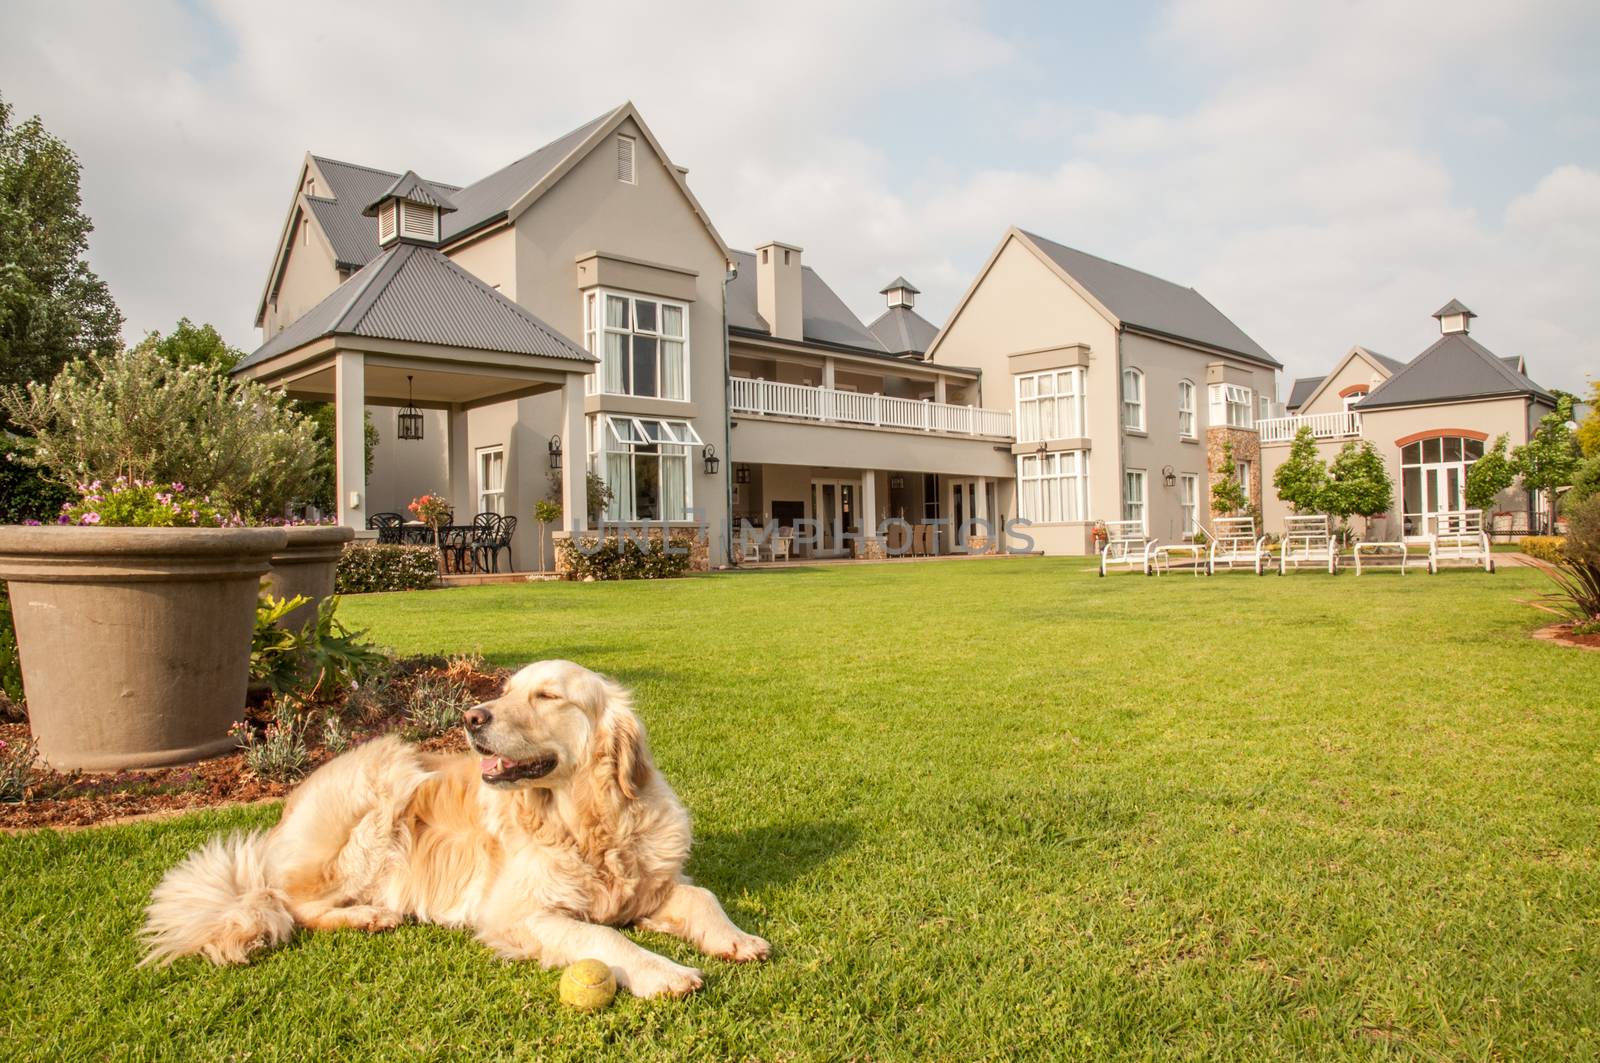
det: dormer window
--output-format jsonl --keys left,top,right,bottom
{"left": 616, "top": 135, "right": 636, "bottom": 184}
{"left": 363, "top": 170, "right": 455, "bottom": 249}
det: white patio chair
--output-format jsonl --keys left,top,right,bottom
{"left": 1208, "top": 516, "right": 1267, "bottom": 575}
{"left": 1279, "top": 514, "right": 1338, "bottom": 575}
{"left": 1428, "top": 509, "right": 1494, "bottom": 574}
{"left": 1098, "top": 519, "right": 1157, "bottom": 576}
{"left": 771, "top": 526, "right": 793, "bottom": 562}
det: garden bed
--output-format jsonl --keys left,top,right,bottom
{"left": 0, "top": 657, "right": 506, "bottom": 831}
{"left": 1533, "top": 621, "right": 1600, "bottom": 652}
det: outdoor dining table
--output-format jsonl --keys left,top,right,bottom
{"left": 401, "top": 522, "right": 478, "bottom": 573}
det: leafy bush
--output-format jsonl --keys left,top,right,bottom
{"left": 1531, "top": 494, "right": 1600, "bottom": 624}
{"left": 335, "top": 543, "right": 440, "bottom": 594}
{"left": 1323, "top": 440, "right": 1393, "bottom": 529}
{"left": 1466, "top": 434, "right": 1518, "bottom": 511}
{"left": 1, "top": 345, "right": 318, "bottom": 520}
{"left": 557, "top": 534, "right": 695, "bottom": 580}
{"left": 230, "top": 712, "right": 311, "bottom": 782}
{"left": 0, "top": 733, "right": 37, "bottom": 801}
{"left": 1272, "top": 427, "right": 1329, "bottom": 513}
{"left": 0, "top": 446, "right": 72, "bottom": 524}
{"left": 251, "top": 594, "right": 387, "bottom": 699}
{"left": 401, "top": 673, "right": 474, "bottom": 740}
{"left": 0, "top": 588, "right": 21, "bottom": 709}
{"left": 1520, "top": 536, "right": 1567, "bottom": 564}
{"left": 57, "top": 477, "right": 238, "bottom": 527}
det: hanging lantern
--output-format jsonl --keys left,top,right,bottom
{"left": 735, "top": 464, "right": 751, "bottom": 485}
{"left": 397, "top": 375, "right": 424, "bottom": 441}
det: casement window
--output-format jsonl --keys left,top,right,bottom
{"left": 477, "top": 447, "right": 505, "bottom": 515}
{"left": 584, "top": 290, "right": 689, "bottom": 400}
{"left": 1123, "top": 469, "right": 1147, "bottom": 528}
{"left": 1121, "top": 369, "right": 1145, "bottom": 431}
{"left": 1178, "top": 380, "right": 1196, "bottom": 439}
{"left": 1401, "top": 435, "right": 1486, "bottom": 533}
{"left": 593, "top": 415, "right": 702, "bottom": 522}
{"left": 616, "top": 135, "right": 636, "bottom": 184}
{"left": 1208, "top": 383, "right": 1254, "bottom": 428}
{"left": 1235, "top": 461, "right": 1251, "bottom": 498}
{"left": 1015, "top": 367, "right": 1085, "bottom": 442}
{"left": 1179, "top": 473, "right": 1200, "bottom": 535}
{"left": 1016, "top": 450, "right": 1087, "bottom": 523}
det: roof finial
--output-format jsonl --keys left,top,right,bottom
{"left": 1432, "top": 298, "right": 1475, "bottom": 335}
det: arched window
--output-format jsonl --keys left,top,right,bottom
{"left": 1121, "top": 368, "right": 1145, "bottom": 431}
{"left": 1340, "top": 385, "right": 1369, "bottom": 414}
{"left": 1399, "top": 431, "right": 1487, "bottom": 535}
{"left": 1177, "top": 379, "right": 1196, "bottom": 438}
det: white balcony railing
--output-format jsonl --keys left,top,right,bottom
{"left": 1258, "top": 411, "right": 1362, "bottom": 444}
{"left": 729, "top": 377, "right": 1013, "bottom": 438}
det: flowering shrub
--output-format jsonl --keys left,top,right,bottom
{"left": 56, "top": 477, "right": 238, "bottom": 527}
{"left": 556, "top": 534, "right": 695, "bottom": 580}
{"left": 335, "top": 543, "right": 440, "bottom": 594}
{"left": 408, "top": 493, "right": 451, "bottom": 528}
{"left": 230, "top": 712, "right": 311, "bottom": 782}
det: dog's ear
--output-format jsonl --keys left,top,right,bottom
{"left": 589, "top": 675, "right": 651, "bottom": 800}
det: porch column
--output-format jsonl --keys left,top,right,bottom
{"left": 446, "top": 404, "right": 471, "bottom": 519}
{"left": 334, "top": 351, "right": 366, "bottom": 529}
{"left": 934, "top": 374, "right": 947, "bottom": 404}
{"left": 861, "top": 470, "right": 879, "bottom": 546}
{"left": 561, "top": 377, "right": 588, "bottom": 533}
{"left": 822, "top": 357, "right": 836, "bottom": 422}
{"left": 976, "top": 476, "right": 990, "bottom": 523}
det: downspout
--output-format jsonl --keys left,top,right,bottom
{"left": 1115, "top": 330, "right": 1127, "bottom": 532}
{"left": 722, "top": 261, "right": 737, "bottom": 567}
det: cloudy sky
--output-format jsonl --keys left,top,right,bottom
{"left": 4, "top": 0, "right": 1597, "bottom": 394}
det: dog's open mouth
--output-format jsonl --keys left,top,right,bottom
{"left": 477, "top": 752, "right": 558, "bottom": 784}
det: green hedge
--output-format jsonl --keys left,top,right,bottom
{"left": 1520, "top": 536, "right": 1567, "bottom": 564}
{"left": 557, "top": 535, "right": 694, "bottom": 581}
{"left": 335, "top": 543, "right": 440, "bottom": 594}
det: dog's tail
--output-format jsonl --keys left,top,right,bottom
{"left": 139, "top": 830, "right": 295, "bottom": 967}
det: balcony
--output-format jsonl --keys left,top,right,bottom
{"left": 1258, "top": 411, "right": 1362, "bottom": 445}
{"left": 730, "top": 377, "right": 1013, "bottom": 438}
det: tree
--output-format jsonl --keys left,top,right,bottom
{"left": 533, "top": 497, "right": 562, "bottom": 573}
{"left": 1273, "top": 426, "right": 1329, "bottom": 513}
{"left": 1, "top": 345, "right": 318, "bottom": 519}
{"left": 1575, "top": 379, "right": 1599, "bottom": 459}
{"left": 1513, "top": 394, "right": 1581, "bottom": 529}
{"left": 1465, "top": 434, "right": 1518, "bottom": 512}
{"left": 131, "top": 317, "right": 242, "bottom": 377}
{"left": 0, "top": 93, "right": 123, "bottom": 404}
{"left": 1323, "top": 440, "right": 1392, "bottom": 537}
{"left": 1210, "top": 438, "right": 1249, "bottom": 517}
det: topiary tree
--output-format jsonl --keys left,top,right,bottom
{"left": 1465, "top": 433, "right": 1518, "bottom": 512}
{"left": 533, "top": 497, "right": 562, "bottom": 573}
{"left": 1514, "top": 394, "right": 1582, "bottom": 530}
{"left": 1, "top": 345, "right": 318, "bottom": 520}
{"left": 1273, "top": 426, "right": 1329, "bottom": 514}
{"left": 1323, "top": 440, "right": 1392, "bottom": 540}
{"left": 1210, "top": 438, "right": 1249, "bottom": 517}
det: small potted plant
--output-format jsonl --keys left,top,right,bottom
{"left": 0, "top": 479, "right": 287, "bottom": 770}
{"left": 1091, "top": 521, "right": 1109, "bottom": 553}
{"left": 408, "top": 493, "right": 451, "bottom": 533}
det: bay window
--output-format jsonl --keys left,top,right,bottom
{"left": 1016, "top": 450, "right": 1087, "bottom": 523}
{"left": 584, "top": 290, "right": 689, "bottom": 400}
{"left": 594, "top": 415, "right": 701, "bottom": 522}
{"left": 1015, "top": 367, "right": 1085, "bottom": 442}
{"left": 1208, "top": 383, "right": 1254, "bottom": 428}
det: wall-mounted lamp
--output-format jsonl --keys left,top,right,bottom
{"left": 702, "top": 444, "right": 721, "bottom": 475}
{"left": 1161, "top": 465, "right": 1177, "bottom": 488}
{"left": 547, "top": 435, "right": 562, "bottom": 470}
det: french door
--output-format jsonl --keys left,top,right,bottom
{"left": 810, "top": 479, "right": 861, "bottom": 556}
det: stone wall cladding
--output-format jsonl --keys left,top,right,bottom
{"left": 552, "top": 528, "right": 710, "bottom": 578}
{"left": 1205, "top": 427, "right": 1263, "bottom": 518}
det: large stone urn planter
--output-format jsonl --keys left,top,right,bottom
{"left": 262, "top": 524, "right": 355, "bottom": 629}
{"left": 0, "top": 526, "right": 288, "bottom": 771}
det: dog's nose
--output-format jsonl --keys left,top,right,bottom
{"left": 463, "top": 706, "right": 492, "bottom": 731}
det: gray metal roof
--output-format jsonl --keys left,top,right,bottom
{"left": 238, "top": 243, "right": 594, "bottom": 371}
{"left": 1018, "top": 230, "right": 1280, "bottom": 367}
{"left": 1286, "top": 376, "right": 1323, "bottom": 410}
{"left": 868, "top": 306, "right": 939, "bottom": 356}
{"left": 879, "top": 276, "right": 920, "bottom": 294}
{"left": 363, "top": 170, "right": 457, "bottom": 216}
{"left": 1433, "top": 298, "right": 1475, "bottom": 319}
{"left": 727, "top": 249, "right": 887, "bottom": 352}
{"left": 1356, "top": 332, "right": 1554, "bottom": 411}
{"left": 438, "top": 111, "right": 614, "bottom": 243}
{"left": 307, "top": 156, "right": 460, "bottom": 269}
{"left": 1362, "top": 348, "right": 1405, "bottom": 374}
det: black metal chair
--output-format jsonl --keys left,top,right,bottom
{"left": 438, "top": 525, "right": 473, "bottom": 573}
{"left": 475, "top": 515, "right": 517, "bottom": 573}
{"left": 367, "top": 512, "right": 404, "bottom": 545}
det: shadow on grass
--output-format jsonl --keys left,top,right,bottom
{"left": 689, "top": 819, "right": 859, "bottom": 896}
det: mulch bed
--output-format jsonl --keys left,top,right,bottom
{"left": 1533, "top": 622, "right": 1600, "bottom": 652}
{"left": 0, "top": 661, "right": 508, "bottom": 832}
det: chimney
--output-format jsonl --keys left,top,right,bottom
{"left": 755, "top": 241, "right": 804, "bottom": 341}
{"left": 1432, "top": 298, "right": 1475, "bottom": 336}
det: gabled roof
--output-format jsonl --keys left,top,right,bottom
{"left": 868, "top": 305, "right": 940, "bottom": 357}
{"left": 1015, "top": 229, "right": 1280, "bottom": 367}
{"left": 1286, "top": 376, "right": 1323, "bottom": 411}
{"left": 306, "top": 157, "right": 459, "bottom": 266}
{"left": 727, "top": 249, "right": 886, "bottom": 353}
{"left": 1356, "top": 331, "right": 1554, "bottom": 411}
{"left": 238, "top": 243, "right": 594, "bottom": 372}
{"left": 363, "top": 170, "right": 457, "bottom": 216}
{"left": 1291, "top": 345, "right": 1402, "bottom": 413}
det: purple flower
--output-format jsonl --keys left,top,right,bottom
{"left": 80, "top": 512, "right": 101, "bottom": 525}
{"left": 23, "top": 519, "right": 41, "bottom": 527}
{"left": 171, "top": 482, "right": 185, "bottom": 493}
{"left": 56, "top": 515, "right": 70, "bottom": 525}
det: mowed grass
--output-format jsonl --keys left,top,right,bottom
{"left": 3, "top": 558, "right": 1598, "bottom": 1061}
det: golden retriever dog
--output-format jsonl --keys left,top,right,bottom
{"left": 140, "top": 660, "right": 768, "bottom": 998}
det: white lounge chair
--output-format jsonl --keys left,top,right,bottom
{"left": 1208, "top": 516, "right": 1267, "bottom": 575}
{"left": 1279, "top": 514, "right": 1338, "bottom": 575}
{"left": 1098, "top": 519, "right": 1157, "bottom": 576}
{"left": 1428, "top": 510, "right": 1494, "bottom": 573}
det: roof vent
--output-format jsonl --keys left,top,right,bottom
{"left": 363, "top": 170, "right": 455, "bottom": 248}
{"left": 880, "top": 276, "right": 920, "bottom": 310}
{"left": 1432, "top": 298, "right": 1475, "bottom": 336}
{"left": 617, "top": 135, "right": 636, "bottom": 184}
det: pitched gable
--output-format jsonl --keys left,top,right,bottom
{"left": 1357, "top": 332, "right": 1554, "bottom": 410}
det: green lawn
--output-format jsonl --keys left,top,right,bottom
{"left": 3, "top": 559, "right": 1597, "bottom": 1060}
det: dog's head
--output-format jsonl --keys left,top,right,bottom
{"left": 463, "top": 660, "right": 651, "bottom": 796}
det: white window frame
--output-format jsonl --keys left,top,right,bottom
{"left": 1123, "top": 469, "right": 1147, "bottom": 529}
{"left": 1014, "top": 367, "right": 1086, "bottom": 443}
{"left": 1401, "top": 435, "right": 1485, "bottom": 533}
{"left": 1122, "top": 368, "right": 1145, "bottom": 431}
{"left": 584, "top": 289, "right": 690, "bottom": 401}
{"left": 1342, "top": 390, "right": 1366, "bottom": 413}
{"left": 592, "top": 415, "right": 699, "bottom": 522}
{"left": 1235, "top": 460, "right": 1251, "bottom": 499}
{"left": 1208, "top": 383, "right": 1254, "bottom": 429}
{"left": 476, "top": 446, "right": 505, "bottom": 516}
{"left": 1177, "top": 379, "right": 1196, "bottom": 439}
{"left": 1015, "top": 450, "right": 1088, "bottom": 524}
{"left": 1179, "top": 473, "right": 1200, "bottom": 535}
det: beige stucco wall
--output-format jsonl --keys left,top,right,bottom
{"left": 263, "top": 209, "right": 342, "bottom": 337}
{"left": 366, "top": 407, "right": 450, "bottom": 517}
{"left": 448, "top": 228, "right": 517, "bottom": 295}
{"left": 1298, "top": 349, "right": 1390, "bottom": 417}
{"left": 732, "top": 417, "right": 1013, "bottom": 478}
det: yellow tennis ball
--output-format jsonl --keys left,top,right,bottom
{"left": 559, "top": 959, "right": 617, "bottom": 1011}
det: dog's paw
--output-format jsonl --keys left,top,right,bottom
{"left": 342, "top": 906, "right": 403, "bottom": 933}
{"left": 711, "top": 931, "right": 770, "bottom": 963}
{"left": 627, "top": 960, "right": 704, "bottom": 999}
